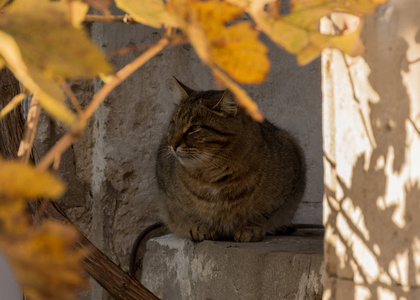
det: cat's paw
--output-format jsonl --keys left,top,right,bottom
{"left": 189, "top": 224, "right": 219, "bottom": 242}
{"left": 233, "top": 226, "right": 265, "bottom": 242}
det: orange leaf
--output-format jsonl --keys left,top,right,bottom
{"left": 233, "top": 0, "right": 388, "bottom": 65}
{"left": 82, "top": 0, "right": 112, "bottom": 14}
{"left": 212, "top": 67, "right": 264, "bottom": 122}
{"left": 0, "top": 221, "right": 87, "bottom": 300}
{"left": 169, "top": 0, "right": 270, "bottom": 84}
{"left": 0, "top": 161, "right": 65, "bottom": 199}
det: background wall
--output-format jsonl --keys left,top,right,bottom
{"left": 322, "top": 0, "right": 420, "bottom": 298}
{"left": 35, "top": 6, "right": 323, "bottom": 299}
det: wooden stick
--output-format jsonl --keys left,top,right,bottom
{"left": 0, "top": 93, "right": 26, "bottom": 121}
{"left": 0, "top": 68, "right": 25, "bottom": 158}
{"left": 84, "top": 14, "right": 137, "bottom": 24}
{"left": 45, "top": 201, "right": 160, "bottom": 300}
{"left": 17, "top": 94, "right": 41, "bottom": 163}
{"left": 37, "top": 37, "right": 170, "bottom": 172}
{"left": 60, "top": 79, "right": 83, "bottom": 115}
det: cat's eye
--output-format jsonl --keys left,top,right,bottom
{"left": 186, "top": 125, "right": 202, "bottom": 135}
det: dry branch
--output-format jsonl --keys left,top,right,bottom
{"left": 84, "top": 14, "right": 136, "bottom": 24}
{"left": 45, "top": 201, "right": 159, "bottom": 300}
{"left": 17, "top": 94, "right": 41, "bottom": 163}
{"left": 37, "top": 37, "right": 170, "bottom": 172}
{"left": 60, "top": 79, "right": 83, "bottom": 115}
{"left": 0, "top": 68, "right": 25, "bottom": 158}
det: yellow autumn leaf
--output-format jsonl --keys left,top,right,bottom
{"left": 171, "top": 0, "right": 269, "bottom": 83}
{"left": 83, "top": 0, "right": 112, "bottom": 14}
{"left": 232, "top": 0, "right": 387, "bottom": 65}
{"left": 296, "top": 20, "right": 364, "bottom": 65}
{"left": 0, "top": 0, "right": 7, "bottom": 9}
{"left": 0, "top": 197, "right": 27, "bottom": 234}
{"left": 0, "top": 31, "right": 77, "bottom": 125}
{"left": 115, "top": 0, "right": 178, "bottom": 28}
{"left": 28, "top": 65, "right": 78, "bottom": 125}
{"left": 0, "top": 0, "right": 112, "bottom": 79}
{"left": 212, "top": 67, "right": 264, "bottom": 122}
{"left": 291, "top": 0, "right": 379, "bottom": 15}
{"left": 0, "top": 221, "right": 86, "bottom": 300}
{"left": 211, "top": 22, "right": 269, "bottom": 83}
{"left": 69, "top": 0, "right": 90, "bottom": 29}
{"left": 251, "top": 2, "right": 366, "bottom": 64}
{"left": 224, "top": 0, "right": 249, "bottom": 7}
{"left": 0, "top": 161, "right": 65, "bottom": 199}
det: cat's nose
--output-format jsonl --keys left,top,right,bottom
{"left": 170, "top": 134, "right": 182, "bottom": 151}
{"left": 170, "top": 141, "right": 181, "bottom": 152}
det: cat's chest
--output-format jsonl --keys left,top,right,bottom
{"left": 185, "top": 183, "right": 243, "bottom": 212}
{"left": 200, "top": 184, "right": 223, "bottom": 197}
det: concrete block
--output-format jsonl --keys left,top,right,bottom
{"left": 141, "top": 229, "right": 325, "bottom": 300}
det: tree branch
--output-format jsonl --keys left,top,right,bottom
{"left": 60, "top": 79, "right": 83, "bottom": 115}
{"left": 36, "top": 37, "right": 170, "bottom": 172}
{"left": 84, "top": 14, "right": 137, "bottom": 24}
{"left": 17, "top": 94, "right": 41, "bottom": 163}
{"left": 45, "top": 201, "right": 159, "bottom": 300}
{"left": 0, "top": 68, "right": 25, "bottom": 158}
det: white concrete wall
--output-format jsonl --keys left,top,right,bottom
{"left": 322, "top": 1, "right": 420, "bottom": 298}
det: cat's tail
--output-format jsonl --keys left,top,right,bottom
{"left": 267, "top": 223, "right": 324, "bottom": 236}
{"left": 129, "top": 222, "right": 165, "bottom": 276}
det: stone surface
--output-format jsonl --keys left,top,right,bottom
{"left": 141, "top": 229, "right": 325, "bottom": 300}
{"left": 322, "top": 0, "right": 420, "bottom": 298}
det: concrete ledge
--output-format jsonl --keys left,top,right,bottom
{"left": 141, "top": 229, "right": 325, "bottom": 300}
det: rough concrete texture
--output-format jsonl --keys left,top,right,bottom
{"left": 322, "top": 0, "right": 420, "bottom": 299}
{"left": 142, "top": 229, "right": 325, "bottom": 300}
{"left": 34, "top": 4, "right": 323, "bottom": 299}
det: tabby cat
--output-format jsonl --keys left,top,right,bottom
{"left": 156, "top": 79, "right": 306, "bottom": 242}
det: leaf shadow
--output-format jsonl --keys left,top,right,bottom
{"left": 325, "top": 9, "right": 420, "bottom": 298}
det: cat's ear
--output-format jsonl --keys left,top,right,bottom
{"left": 173, "top": 77, "right": 194, "bottom": 100}
{"left": 212, "top": 89, "right": 237, "bottom": 117}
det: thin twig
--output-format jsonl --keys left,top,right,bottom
{"left": 60, "top": 79, "right": 83, "bottom": 115}
{"left": 81, "top": 38, "right": 169, "bottom": 122}
{"left": 84, "top": 14, "right": 137, "bottom": 24}
{"left": 107, "top": 37, "right": 188, "bottom": 57}
{"left": 45, "top": 201, "right": 160, "bottom": 300}
{"left": 36, "top": 37, "right": 170, "bottom": 172}
{"left": 36, "top": 131, "right": 76, "bottom": 171}
{"left": 17, "top": 94, "right": 41, "bottom": 163}
{"left": 0, "top": 93, "right": 26, "bottom": 121}
{"left": 212, "top": 67, "right": 264, "bottom": 122}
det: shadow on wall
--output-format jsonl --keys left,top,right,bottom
{"left": 324, "top": 4, "right": 420, "bottom": 299}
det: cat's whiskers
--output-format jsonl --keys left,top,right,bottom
{"left": 196, "top": 150, "right": 237, "bottom": 169}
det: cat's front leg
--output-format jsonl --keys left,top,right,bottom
{"left": 233, "top": 226, "right": 265, "bottom": 242}
{"left": 189, "top": 224, "right": 219, "bottom": 242}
